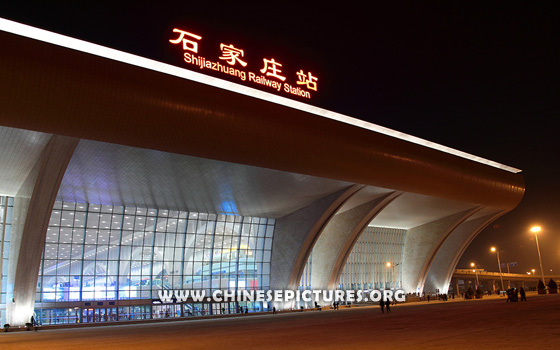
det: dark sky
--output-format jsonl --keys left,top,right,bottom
{"left": 1, "top": 2, "right": 558, "bottom": 275}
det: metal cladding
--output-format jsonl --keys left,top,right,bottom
{"left": 0, "top": 30, "right": 524, "bottom": 210}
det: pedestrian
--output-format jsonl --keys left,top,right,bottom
{"left": 520, "top": 287, "right": 527, "bottom": 301}
{"left": 272, "top": 306, "right": 277, "bottom": 315}
{"left": 427, "top": 294, "right": 430, "bottom": 302}
{"left": 30, "top": 315, "right": 38, "bottom": 331}
{"left": 385, "top": 299, "right": 391, "bottom": 313}
{"left": 379, "top": 298, "right": 385, "bottom": 313}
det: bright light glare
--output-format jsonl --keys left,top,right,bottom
{"left": 386, "top": 262, "right": 392, "bottom": 267}
{"left": 530, "top": 226, "right": 541, "bottom": 233}
{"left": 491, "top": 247, "right": 496, "bottom": 252}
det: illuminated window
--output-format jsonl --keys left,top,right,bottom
{"left": 0, "top": 197, "right": 14, "bottom": 326}
{"left": 338, "top": 227, "right": 406, "bottom": 291}
{"left": 35, "top": 201, "right": 275, "bottom": 323}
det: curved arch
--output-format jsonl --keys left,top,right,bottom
{"left": 270, "top": 185, "right": 364, "bottom": 291}
{"left": 416, "top": 207, "right": 484, "bottom": 293}
{"left": 8, "top": 135, "right": 78, "bottom": 326}
{"left": 315, "top": 191, "right": 403, "bottom": 290}
{"left": 401, "top": 207, "right": 482, "bottom": 293}
{"left": 423, "top": 210, "right": 507, "bottom": 294}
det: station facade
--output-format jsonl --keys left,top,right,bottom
{"left": 0, "top": 18, "right": 524, "bottom": 326}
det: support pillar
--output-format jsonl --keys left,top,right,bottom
{"left": 311, "top": 191, "right": 400, "bottom": 291}
{"left": 7, "top": 135, "right": 78, "bottom": 326}
{"left": 270, "top": 186, "right": 361, "bottom": 295}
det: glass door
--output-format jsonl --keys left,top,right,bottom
{"left": 82, "top": 308, "right": 94, "bottom": 323}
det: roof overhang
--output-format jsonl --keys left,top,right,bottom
{"left": 0, "top": 18, "right": 524, "bottom": 210}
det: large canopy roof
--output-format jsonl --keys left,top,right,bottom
{"left": 0, "top": 18, "right": 524, "bottom": 214}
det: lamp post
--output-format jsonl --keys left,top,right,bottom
{"left": 491, "top": 247, "right": 505, "bottom": 292}
{"left": 530, "top": 226, "right": 546, "bottom": 285}
{"left": 386, "top": 262, "right": 400, "bottom": 289}
{"left": 386, "top": 262, "right": 390, "bottom": 289}
{"left": 471, "top": 262, "right": 479, "bottom": 290}
{"left": 386, "top": 262, "right": 392, "bottom": 289}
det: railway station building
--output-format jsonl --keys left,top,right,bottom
{"left": 0, "top": 18, "right": 524, "bottom": 326}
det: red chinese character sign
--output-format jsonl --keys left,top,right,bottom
{"left": 168, "top": 27, "right": 318, "bottom": 100}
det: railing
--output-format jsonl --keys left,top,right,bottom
{"left": 454, "top": 269, "right": 560, "bottom": 280}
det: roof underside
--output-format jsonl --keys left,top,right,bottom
{"left": 0, "top": 126, "right": 499, "bottom": 229}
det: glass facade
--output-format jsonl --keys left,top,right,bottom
{"left": 297, "top": 226, "right": 406, "bottom": 307}
{"left": 35, "top": 200, "right": 274, "bottom": 324}
{"left": 339, "top": 226, "right": 406, "bottom": 290}
{"left": 0, "top": 196, "right": 14, "bottom": 326}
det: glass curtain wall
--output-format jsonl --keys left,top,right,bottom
{"left": 339, "top": 226, "right": 406, "bottom": 290}
{"left": 0, "top": 196, "right": 14, "bottom": 326}
{"left": 37, "top": 201, "right": 274, "bottom": 322}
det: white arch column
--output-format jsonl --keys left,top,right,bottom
{"left": 401, "top": 208, "right": 481, "bottom": 294}
{"left": 310, "top": 191, "right": 401, "bottom": 291}
{"left": 270, "top": 185, "right": 361, "bottom": 295}
{"left": 7, "top": 135, "right": 78, "bottom": 326}
{"left": 423, "top": 211, "right": 505, "bottom": 294}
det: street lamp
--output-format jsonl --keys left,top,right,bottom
{"left": 386, "top": 262, "right": 391, "bottom": 289}
{"left": 530, "top": 226, "right": 546, "bottom": 285}
{"left": 491, "top": 247, "right": 505, "bottom": 292}
{"left": 471, "top": 262, "right": 479, "bottom": 289}
{"left": 386, "top": 262, "right": 400, "bottom": 289}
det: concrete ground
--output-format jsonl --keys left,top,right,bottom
{"left": 1, "top": 293, "right": 559, "bottom": 349}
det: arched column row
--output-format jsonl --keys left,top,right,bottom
{"left": 270, "top": 188, "right": 507, "bottom": 302}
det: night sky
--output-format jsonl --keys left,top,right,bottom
{"left": 1, "top": 2, "right": 558, "bottom": 275}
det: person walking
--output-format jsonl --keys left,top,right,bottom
{"left": 385, "top": 299, "right": 391, "bottom": 313}
{"left": 520, "top": 287, "right": 527, "bottom": 301}
{"left": 379, "top": 299, "right": 385, "bottom": 313}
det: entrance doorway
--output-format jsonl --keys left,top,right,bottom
{"left": 81, "top": 307, "right": 117, "bottom": 323}
{"left": 152, "top": 304, "right": 181, "bottom": 318}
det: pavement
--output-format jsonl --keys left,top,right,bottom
{"left": 1, "top": 292, "right": 559, "bottom": 349}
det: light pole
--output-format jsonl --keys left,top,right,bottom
{"left": 491, "top": 247, "right": 505, "bottom": 292}
{"left": 386, "top": 262, "right": 390, "bottom": 289}
{"left": 386, "top": 262, "right": 393, "bottom": 289}
{"left": 530, "top": 226, "right": 546, "bottom": 285}
{"left": 386, "top": 262, "right": 400, "bottom": 289}
{"left": 471, "top": 262, "right": 479, "bottom": 290}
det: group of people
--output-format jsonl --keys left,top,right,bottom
{"left": 379, "top": 299, "right": 392, "bottom": 313}
{"left": 506, "top": 287, "right": 527, "bottom": 302}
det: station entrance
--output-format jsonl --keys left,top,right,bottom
{"left": 82, "top": 307, "right": 118, "bottom": 323}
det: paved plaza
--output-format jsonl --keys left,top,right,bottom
{"left": 1, "top": 293, "right": 559, "bottom": 349}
